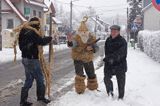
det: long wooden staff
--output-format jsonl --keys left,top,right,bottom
{"left": 48, "top": 13, "right": 54, "bottom": 97}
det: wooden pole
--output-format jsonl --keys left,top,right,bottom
{"left": 49, "top": 13, "right": 53, "bottom": 63}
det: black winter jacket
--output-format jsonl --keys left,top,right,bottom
{"left": 19, "top": 28, "right": 52, "bottom": 59}
{"left": 103, "top": 35, "right": 127, "bottom": 74}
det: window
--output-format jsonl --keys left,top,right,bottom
{"left": 46, "top": 14, "right": 50, "bottom": 24}
{"left": 39, "top": 12, "right": 42, "bottom": 18}
{"left": 33, "top": 10, "right": 36, "bottom": 16}
{"left": 24, "top": 7, "right": 30, "bottom": 16}
{"left": 7, "top": 19, "right": 14, "bottom": 29}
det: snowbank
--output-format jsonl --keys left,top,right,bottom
{"left": 0, "top": 44, "right": 68, "bottom": 64}
{"left": 138, "top": 30, "right": 160, "bottom": 63}
{"left": 0, "top": 79, "right": 23, "bottom": 98}
{"left": 50, "top": 48, "right": 160, "bottom": 106}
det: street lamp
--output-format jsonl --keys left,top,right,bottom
{"left": 70, "top": 0, "right": 79, "bottom": 31}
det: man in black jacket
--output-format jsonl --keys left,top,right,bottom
{"left": 19, "top": 17, "right": 52, "bottom": 106}
{"left": 103, "top": 25, "right": 127, "bottom": 99}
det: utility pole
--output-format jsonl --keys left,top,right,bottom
{"left": 70, "top": 1, "right": 73, "bottom": 31}
{"left": 70, "top": 0, "right": 79, "bottom": 31}
{"left": 0, "top": 0, "right": 2, "bottom": 51}
{"left": 94, "top": 15, "right": 98, "bottom": 35}
{"left": 49, "top": 12, "right": 53, "bottom": 63}
{"left": 127, "top": 7, "right": 129, "bottom": 42}
{"left": 116, "top": 14, "right": 119, "bottom": 25}
{"left": 113, "top": 19, "right": 115, "bottom": 25}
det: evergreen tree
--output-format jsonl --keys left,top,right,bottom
{"left": 127, "top": 0, "right": 142, "bottom": 29}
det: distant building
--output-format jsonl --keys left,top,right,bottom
{"left": 1, "top": 0, "right": 47, "bottom": 31}
{"left": 142, "top": 0, "right": 160, "bottom": 31}
{"left": 44, "top": 2, "right": 62, "bottom": 37}
{"left": 0, "top": 0, "right": 57, "bottom": 48}
{"left": 90, "top": 17, "right": 109, "bottom": 40}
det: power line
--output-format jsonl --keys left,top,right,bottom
{"left": 94, "top": 4, "right": 128, "bottom": 8}
{"left": 55, "top": 0, "right": 70, "bottom": 4}
{"left": 72, "top": 3, "right": 128, "bottom": 9}
{"left": 73, "top": 4, "right": 90, "bottom": 8}
{"left": 98, "top": 7, "right": 127, "bottom": 11}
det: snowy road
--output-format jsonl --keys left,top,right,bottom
{"left": 0, "top": 41, "right": 105, "bottom": 106}
{"left": 52, "top": 48, "right": 160, "bottom": 106}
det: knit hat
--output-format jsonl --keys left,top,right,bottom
{"left": 29, "top": 17, "right": 40, "bottom": 22}
{"left": 78, "top": 16, "right": 89, "bottom": 32}
{"left": 29, "top": 17, "right": 40, "bottom": 29}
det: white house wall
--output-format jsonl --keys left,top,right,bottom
{"left": 1, "top": 0, "right": 10, "bottom": 10}
{"left": 2, "top": 13, "right": 21, "bottom": 30}
{"left": 1, "top": 0, "right": 21, "bottom": 31}
{"left": 13, "top": 0, "right": 24, "bottom": 14}
{"left": 144, "top": 6, "right": 160, "bottom": 31}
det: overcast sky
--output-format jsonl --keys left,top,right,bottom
{"left": 44, "top": 0, "right": 128, "bottom": 25}
{"left": 45, "top": 0, "right": 128, "bottom": 17}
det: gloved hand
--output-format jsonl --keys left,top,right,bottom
{"left": 103, "top": 57, "right": 114, "bottom": 65}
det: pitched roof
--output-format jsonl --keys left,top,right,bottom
{"left": 44, "top": 2, "right": 56, "bottom": 14}
{"left": 25, "top": 0, "right": 47, "bottom": 8}
{"left": 50, "top": 2, "right": 56, "bottom": 14}
{"left": 52, "top": 17, "right": 62, "bottom": 24}
{"left": 4, "top": 0, "right": 27, "bottom": 22}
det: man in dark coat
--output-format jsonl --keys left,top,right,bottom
{"left": 19, "top": 17, "right": 52, "bottom": 106}
{"left": 103, "top": 25, "right": 127, "bottom": 99}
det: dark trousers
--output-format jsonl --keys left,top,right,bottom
{"left": 74, "top": 60, "right": 96, "bottom": 79}
{"left": 20, "top": 58, "right": 45, "bottom": 104}
{"left": 104, "top": 71, "right": 126, "bottom": 99}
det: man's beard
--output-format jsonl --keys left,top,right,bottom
{"left": 79, "top": 32, "right": 89, "bottom": 43}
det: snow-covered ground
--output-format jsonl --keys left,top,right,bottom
{"left": 50, "top": 48, "right": 160, "bottom": 106}
{"left": 0, "top": 44, "right": 68, "bottom": 63}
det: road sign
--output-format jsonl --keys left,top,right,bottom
{"left": 152, "top": 0, "right": 160, "bottom": 11}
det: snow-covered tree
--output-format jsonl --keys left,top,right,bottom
{"left": 127, "top": 0, "right": 142, "bottom": 29}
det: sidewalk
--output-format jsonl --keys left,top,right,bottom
{"left": 51, "top": 48, "right": 160, "bottom": 106}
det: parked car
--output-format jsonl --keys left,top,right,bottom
{"left": 58, "top": 35, "right": 67, "bottom": 44}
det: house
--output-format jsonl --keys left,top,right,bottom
{"left": 1, "top": 0, "right": 48, "bottom": 31}
{"left": 90, "top": 17, "right": 109, "bottom": 40}
{"left": 142, "top": 0, "right": 160, "bottom": 31}
{"left": 43, "top": 1, "right": 60, "bottom": 36}
{"left": 0, "top": 0, "right": 54, "bottom": 48}
{"left": 44, "top": 1, "right": 64, "bottom": 44}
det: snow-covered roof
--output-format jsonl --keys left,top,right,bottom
{"left": 4, "top": 0, "right": 27, "bottom": 22}
{"left": 1, "top": 12, "right": 11, "bottom": 14}
{"left": 52, "top": 17, "right": 62, "bottom": 24}
{"left": 44, "top": 2, "right": 56, "bottom": 15}
{"left": 91, "top": 17, "right": 105, "bottom": 29}
{"left": 2, "top": 29, "right": 13, "bottom": 32}
{"left": 25, "top": 0, "right": 47, "bottom": 8}
{"left": 97, "top": 18, "right": 110, "bottom": 26}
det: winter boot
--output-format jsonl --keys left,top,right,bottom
{"left": 75, "top": 75, "right": 86, "bottom": 94}
{"left": 108, "top": 91, "right": 114, "bottom": 98}
{"left": 20, "top": 87, "right": 32, "bottom": 106}
{"left": 87, "top": 77, "right": 98, "bottom": 90}
{"left": 20, "top": 101, "right": 33, "bottom": 106}
{"left": 37, "top": 98, "right": 51, "bottom": 104}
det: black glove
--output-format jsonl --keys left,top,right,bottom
{"left": 103, "top": 57, "right": 114, "bottom": 65}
